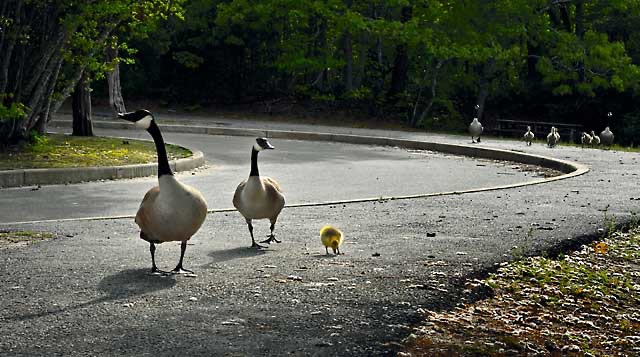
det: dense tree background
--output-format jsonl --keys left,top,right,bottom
{"left": 0, "top": 0, "right": 182, "bottom": 145}
{"left": 2, "top": 0, "right": 640, "bottom": 146}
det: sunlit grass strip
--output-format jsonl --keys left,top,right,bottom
{"left": 0, "top": 134, "right": 191, "bottom": 170}
{"left": 0, "top": 231, "right": 55, "bottom": 247}
{"left": 403, "top": 228, "right": 640, "bottom": 356}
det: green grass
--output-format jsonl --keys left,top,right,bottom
{"left": 553, "top": 141, "right": 640, "bottom": 152}
{"left": 0, "top": 231, "right": 55, "bottom": 247}
{"left": 0, "top": 134, "right": 191, "bottom": 170}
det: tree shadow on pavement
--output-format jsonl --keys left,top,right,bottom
{"left": 207, "top": 246, "right": 267, "bottom": 264}
{"left": 7, "top": 268, "right": 175, "bottom": 322}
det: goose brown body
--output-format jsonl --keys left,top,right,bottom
{"left": 137, "top": 176, "right": 208, "bottom": 243}
{"left": 233, "top": 177, "right": 284, "bottom": 222}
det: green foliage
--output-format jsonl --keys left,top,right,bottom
{"left": 0, "top": 95, "right": 27, "bottom": 123}
{"left": 115, "top": 0, "right": 640, "bottom": 130}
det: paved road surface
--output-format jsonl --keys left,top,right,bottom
{"left": 0, "top": 128, "right": 539, "bottom": 223}
{"left": 1, "top": 116, "right": 639, "bottom": 356}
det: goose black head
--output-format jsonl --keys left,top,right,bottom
{"left": 118, "top": 109, "right": 154, "bottom": 130}
{"left": 254, "top": 137, "right": 274, "bottom": 151}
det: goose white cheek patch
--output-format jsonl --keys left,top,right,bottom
{"left": 253, "top": 143, "right": 262, "bottom": 152}
{"left": 135, "top": 116, "right": 153, "bottom": 129}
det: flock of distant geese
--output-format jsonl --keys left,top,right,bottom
{"left": 118, "top": 109, "right": 343, "bottom": 276}
{"left": 469, "top": 118, "right": 615, "bottom": 148}
{"left": 118, "top": 109, "right": 616, "bottom": 275}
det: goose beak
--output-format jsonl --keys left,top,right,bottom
{"left": 118, "top": 111, "right": 139, "bottom": 123}
{"left": 265, "top": 142, "right": 275, "bottom": 150}
{"left": 117, "top": 109, "right": 153, "bottom": 123}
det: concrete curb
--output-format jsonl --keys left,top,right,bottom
{"left": 51, "top": 119, "right": 587, "bottom": 176}
{"left": 2, "top": 119, "right": 587, "bottom": 225}
{"left": 0, "top": 140, "right": 204, "bottom": 188}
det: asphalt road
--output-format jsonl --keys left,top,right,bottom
{"left": 1, "top": 118, "right": 639, "bottom": 356}
{"left": 0, "top": 128, "right": 539, "bottom": 223}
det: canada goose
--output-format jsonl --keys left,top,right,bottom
{"left": 546, "top": 127, "right": 557, "bottom": 148}
{"left": 320, "top": 225, "right": 343, "bottom": 255}
{"left": 590, "top": 130, "right": 600, "bottom": 147}
{"left": 118, "top": 109, "right": 208, "bottom": 275}
{"left": 600, "top": 127, "right": 614, "bottom": 147}
{"left": 581, "top": 132, "right": 593, "bottom": 148}
{"left": 233, "top": 137, "right": 285, "bottom": 248}
{"left": 523, "top": 126, "right": 535, "bottom": 146}
{"left": 553, "top": 127, "right": 560, "bottom": 143}
{"left": 469, "top": 118, "right": 483, "bottom": 143}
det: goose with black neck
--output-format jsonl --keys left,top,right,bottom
{"left": 233, "top": 137, "right": 285, "bottom": 248}
{"left": 118, "top": 109, "right": 208, "bottom": 275}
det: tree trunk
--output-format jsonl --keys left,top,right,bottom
{"left": 387, "top": 6, "right": 412, "bottom": 100}
{"left": 343, "top": 30, "right": 353, "bottom": 92}
{"left": 106, "top": 44, "right": 126, "bottom": 114}
{"left": 412, "top": 59, "right": 446, "bottom": 127}
{"left": 72, "top": 72, "right": 93, "bottom": 136}
{"left": 575, "top": 0, "right": 586, "bottom": 82}
{"left": 0, "top": 0, "right": 22, "bottom": 94}
{"left": 475, "top": 58, "right": 496, "bottom": 122}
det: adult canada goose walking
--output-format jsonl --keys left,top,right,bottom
{"left": 523, "top": 126, "right": 535, "bottom": 145}
{"left": 469, "top": 118, "right": 483, "bottom": 143}
{"left": 233, "top": 137, "right": 285, "bottom": 248}
{"left": 581, "top": 132, "right": 593, "bottom": 148}
{"left": 600, "top": 127, "right": 614, "bottom": 147}
{"left": 118, "top": 109, "right": 207, "bottom": 275}
{"left": 546, "top": 127, "right": 558, "bottom": 148}
{"left": 590, "top": 130, "right": 600, "bottom": 147}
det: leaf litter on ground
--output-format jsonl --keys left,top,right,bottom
{"left": 402, "top": 227, "right": 640, "bottom": 356}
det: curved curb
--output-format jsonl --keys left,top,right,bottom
{"left": 51, "top": 119, "right": 588, "bottom": 176}
{"left": 0, "top": 120, "right": 589, "bottom": 226}
{"left": 0, "top": 141, "right": 204, "bottom": 188}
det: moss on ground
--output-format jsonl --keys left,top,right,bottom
{"left": 0, "top": 231, "right": 55, "bottom": 248}
{"left": 402, "top": 227, "right": 640, "bottom": 356}
{"left": 0, "top": 134, "right": 191, "bottom": 170}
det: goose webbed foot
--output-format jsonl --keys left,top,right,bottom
{"left": 149, "top": 266, "right": 170, "bottom": 276}
{"left": 250, "top": 241, "right": 268, "bottom": 249}
{"left": 476, "top": 137, "right": 481, "bottom": 143}
{"left": 171, "top": 264, "right": 196, "bottom": 275}
{"left": 260, "top": 234, "right": 281, "bottom": 244}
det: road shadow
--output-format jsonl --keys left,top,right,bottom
{"left": 7, "top": 268, "right": 176, "bottom": 322}
{"left": 97, "top": 268, "right": 177, "bottom": 297}
{"left": 208, "top": 246, "right": 267, "bottom": 264}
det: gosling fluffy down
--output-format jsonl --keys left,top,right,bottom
{"left": 320, "top": 225, "right": 343, "bottom": 255}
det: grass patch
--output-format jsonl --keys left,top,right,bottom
{"left": 0, "top": 134, "right": 191, "bottom": 170}
{"left": 402, "top": 228, "right": 640, "bottom": 356}
{"left": 0, "top": 230, "right": 55, "bottom": 248}
{"left": 555, "top": 142, "right": 640, "bottom": 153}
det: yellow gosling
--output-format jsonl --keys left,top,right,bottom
{"left": 320, "top": 225, "right": 343, "bottom": 255}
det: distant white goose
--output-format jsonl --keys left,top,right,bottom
{"left": 469, "top": 118, "right": 483, "bottom": 143}
{"left": 523, "top": 126, "right": 535, "bottom": 146}
{"left": 546, "top": 127, "right": 557, "bottom": 148}
{"left": 600, "top": 127, "right": 614, "bottom": 147}
{"left": 581, "top": 132, "right": 593, "bottom": 148}
{"left": 590, "top": 130, "right": 600, "bottom": 147}
{"left": 553, "top": 127, "right": 560, "bottom": 143}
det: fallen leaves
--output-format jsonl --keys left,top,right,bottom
{"left": 402, "top": 228, "right": 640, "bottom": 356}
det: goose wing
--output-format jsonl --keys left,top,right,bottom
{"left": 135, "top": 186, "right": 160, "bottom": 239}
{"left": 263, "top": 177, "right": 285, "bottom": 218}
{"left": 232, "top": 180, "right": 248, "bottom": 211}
